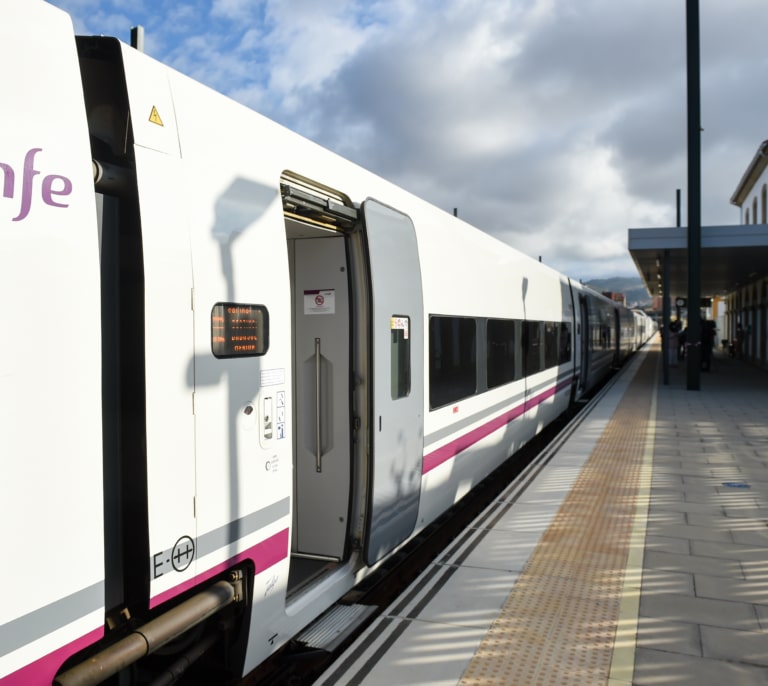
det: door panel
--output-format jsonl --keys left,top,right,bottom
{"left": 293, "top": 237, "right": 350, "bottom": 559}
{"left": 362, "top": 200, "right": 424, "bottom": 565}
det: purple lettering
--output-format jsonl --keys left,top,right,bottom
{"left": 42, "top": 174, "right": 72, "bottom": 208}
{"left": 0, "top": 162, "right": 14, "bottom": 198}
{"left": 12, "top": 147, "right": 42, "bottom": 221}
{"left": 1, "top": 147, "right": 74, "bottom": 222}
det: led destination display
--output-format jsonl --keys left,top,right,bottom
{"left": 211, "top": 302, "right": 269, "bottom": 358}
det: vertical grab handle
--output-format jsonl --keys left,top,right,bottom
{"left": 315, "top": 337, "right": 322, "bottom": 473}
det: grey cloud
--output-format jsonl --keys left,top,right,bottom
{"left": 50, "top": 0, "right": 768, "bottom": 279}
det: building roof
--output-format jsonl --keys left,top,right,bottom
{"left": 628, "top": 224, "right": 768, "bottom": 299}
{"left": 730, "top": 139, "right": 768, "bottom": 207}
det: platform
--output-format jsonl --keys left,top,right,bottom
{"left": 313, "top": 339, "right": 768, "bottom": 685}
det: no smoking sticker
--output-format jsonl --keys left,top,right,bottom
{"left": 304, "top": 289, "right": 335, "bottom": 315}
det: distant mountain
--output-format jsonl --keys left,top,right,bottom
{"left": 584, "top": 277, "right": 653, "bottom": 308}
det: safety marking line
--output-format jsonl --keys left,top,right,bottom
{"left": 607, "top": 351, "right": 658, "bottom": 685}
{"left": 458, "top": 346, "right": 658, "bottom": 685}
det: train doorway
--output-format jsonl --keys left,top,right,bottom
{"left": 291, "top": 234, "right": 350, "bottom": 560}
{"left": 281, "top": 173, "right": 425, "bottom": 592}
{"left": 281, "top": 175, "right": 357, "bottom": 591}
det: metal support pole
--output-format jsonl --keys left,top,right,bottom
{"left": 686, "top": 0, "right": 701, "bottom": 390}
{"left": 663, "top": 249, "right": 670, "bottom": 385}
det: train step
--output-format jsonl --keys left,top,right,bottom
{"left": 294, "top": 603, "right": 377, "bottom": 652}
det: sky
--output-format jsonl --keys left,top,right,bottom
{"left": 48, "top": 0, "right": 767, "bottom": 282}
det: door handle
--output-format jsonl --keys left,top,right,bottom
{"left": 315, "top": 337, "right": 322, "bottom": 473}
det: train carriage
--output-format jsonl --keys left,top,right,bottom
{"left": 0, "top": 3, "right": 653, "bottom": 684}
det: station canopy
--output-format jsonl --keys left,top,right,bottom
{"left": 628, "top": 224, "right": 768, "bottom": 300}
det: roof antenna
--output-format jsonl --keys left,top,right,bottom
{"left": 131, "top": 25, "right": 144, "bottom": 52}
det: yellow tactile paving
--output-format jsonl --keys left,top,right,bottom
{"left": 459, "top": 349, "right": 659, "bottom": 685}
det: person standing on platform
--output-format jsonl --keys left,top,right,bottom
{"left": 668, "top": 320, "right": 680, "bottom": 367}
{"left": 701, "top": 320, "right": 715, "bottom": 371}
{"left": 735, "top": 322, "right": 745, "bottom": 360}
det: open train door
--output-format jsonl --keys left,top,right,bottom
{"left": 362, "top": 200, "right": 424, "bottom": 566}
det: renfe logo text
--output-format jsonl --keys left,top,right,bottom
{"left": 1, "top": 148, "right": 73, "bottom": 222}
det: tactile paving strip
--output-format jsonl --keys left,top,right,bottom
{"left": 459, "top": 352, "right": 658, "bottom": 685}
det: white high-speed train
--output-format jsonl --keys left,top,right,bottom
{"left": 0, "top": 3, "right": 655, "bottom": 684}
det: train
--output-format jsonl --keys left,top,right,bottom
{"left": 0, "top": 2, "right": 657, "bottom": 684}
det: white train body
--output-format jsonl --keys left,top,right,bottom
{"left": 0, "top": 3, "right": 653, "bottom": 684}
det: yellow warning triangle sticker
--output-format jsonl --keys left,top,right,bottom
{"left": 148, "top": 106, "right": 164, "bottom": 126}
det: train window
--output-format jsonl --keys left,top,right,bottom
{"left": 543, "top": 321, "right": 572, "bottom": 368}
{"left": 524, "top": 321, "right": 543, "bottom": 375}
{"left": 558, "top": 322, "right": 572, "bottom": 363}
{"left": 429, "top": 316, "right": 477, "bottom": 409}
{"left": 391, "top": 315, "right": 411, "bottom": 399}
{"left": 487, "top": 319, "right": 519, "bottom": 388}
{"left": 544, "top": 322, "right": 559, "bottom": 368}
{"left": 211, "top": 303, "right": 269, "bottom": 358}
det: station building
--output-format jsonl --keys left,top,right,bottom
{"left": 629, "top": 138, "right": 768, "bottom": 368}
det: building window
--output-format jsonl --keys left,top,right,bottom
{"left": 753, "top": 197, "right": 758, "bottom": 224}
{"left": 762, "top": 184, "right": 767, "bottom": 223}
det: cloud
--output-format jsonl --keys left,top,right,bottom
{"left": 49, "top": 0, "right": 768, "bottom": 280}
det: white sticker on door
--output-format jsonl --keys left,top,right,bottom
{"left": 304, "top": 289, "right": 336, "bottom": 315}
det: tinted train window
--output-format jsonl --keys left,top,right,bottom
{"left": 558, "top": 322, "right": 572, "bottom": 363}
{"left": 429, "top": 316, "right": 476, "bottom": 408}
{"left": 487, "top": 319, "right": 519, "bottom": 388}
{"left": 391, "top": 315, "right": 411, "bottom": 399}
{"left": 525, "top": 320, "right": 570, "bottom": 374}
{"left": 544, "top": 322, "right": 560, "bottom": 368}
{"left": 524, "top": 321, "right": 543, "bottom": 375}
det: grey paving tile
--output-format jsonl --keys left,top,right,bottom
{"left": 724, "top": 506, "right": 768, "bottom": 519}
{"left": 633, "top": 646, "right": 768, "bottom": 685}
{"left": 406, "top": 565, "right": 521, "bottom": 629}
{"left": 732, "top": 528, "right": 768, "bottom": 546}
{"left": 706, "top": 457, "right": 743, "bottom": 466}
{"left": 695, "top": 573, "right": 768, "bottom": 606}
{"left": 648, "top": 500, "right": 728, "bottom": 516}
{"left": 691, "top": 538, "right": 768, "bottom": 563}
{"left": 650, "top": 480, "right": 684, "bottom": 493}
{"left": 701, "top": 625, "right": 768, "bottom": 666}
{"left": 686, "top": 511, "right": 762, "bottom": 529}
{"left": 755, "top": 604, "right": 768, "bottom": 631}
{"left": 708, "top": 466, "right": 750, "bottom": 477}
{"left": 681, "top": 475, "right": 735, "bottom": 488}
{"left": 741, "top": 559, "right": 768, "bottom": 581}
{"left": 644, "top": 550, "right": 744, "bottom": 579}
{"left": 646, "top": 523, "right": 733, "bottom": 544}
{"left": 636, "top": 616, "right": 701, "bottom": 657}
{"left": 651, "top": 462, "right": 687, "bottom": 472}
{"left": 646, "top": 509, "right": 688, "bottom": 526}
{"left": 460, "top": 528, "right": 542, "bottom": 573}
{"left": 641, "top": 568, "right": 694, "bottom": 596}
{"left": 640, "top": 592, "right": 758, "bottom": 631}
{"left": 683, "top": 491, "right": 761, "bottom": 507}
{"left": 644, "top": 535, "right": 690, "bottom": 555}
